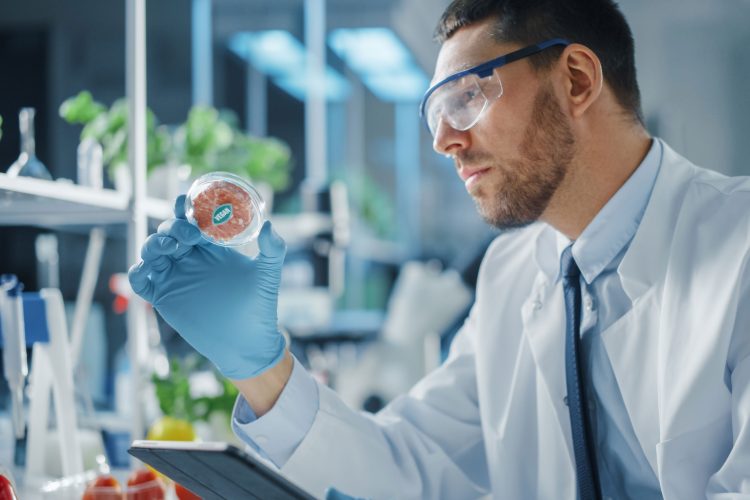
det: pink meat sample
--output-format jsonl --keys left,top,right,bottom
{"left": 192, "top": 181, "right": 254, "bottom": 242}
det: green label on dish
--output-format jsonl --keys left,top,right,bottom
{"left": 212, "top": 204, "right": 233, "bottom": 225}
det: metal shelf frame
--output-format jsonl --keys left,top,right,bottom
{"left": 0, "top": 0, "right": 156, "bottom": 452}
{"left": 125, "top": 0, "right": 149, "bottom": 448}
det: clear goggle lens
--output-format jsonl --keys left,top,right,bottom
{"left": 425, "top": 72, "right": 503, "bottom": 137}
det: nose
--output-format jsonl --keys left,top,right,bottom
{"left": 432, "top": 118, "right": 470, "bottom": 158}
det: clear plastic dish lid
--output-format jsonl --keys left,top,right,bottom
{"left": 184, "top": 172, "right": 266, "bottom": 247}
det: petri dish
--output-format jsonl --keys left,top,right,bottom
{"left": 184, "top": 172, "right": 266, "bottom": 247}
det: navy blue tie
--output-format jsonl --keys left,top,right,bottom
{"left": 561, "top": 247, "right": 601, "bottom": 500}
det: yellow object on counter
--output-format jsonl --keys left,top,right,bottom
{"left": 146, "top": 416, "right": 196, "bottom": 442}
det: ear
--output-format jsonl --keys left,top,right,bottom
{"left": 557, "top": 43, "right": 603, "bottom": 118}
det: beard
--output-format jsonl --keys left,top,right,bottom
{"left": 462, "top": 81, "right": 576, "bottom": 230}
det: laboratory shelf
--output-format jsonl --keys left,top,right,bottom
{"left": 272, "top": 212, "right": 332, "bottom": 246}
{"left": 0, "top": 172, "right": 333, "bottom": 246}
{"left": 0, "top": 173, "right": 172, "bottom": 227}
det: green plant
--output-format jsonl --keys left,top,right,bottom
{"left": 151, "top": 355, "right": 239, "bottom": 423}
{"left": 60, "top": 91, "right": 293, "bottom": 191}
{"left": 176, "top": 106, "right": 233, "bottom": 174}
{"left": 59, "top": 91, "right": 168, "bottom": 179}
{"left": 218, "top": 132, "right": 293, "bottom": 191}
{"left": 340, "top": 170, "right": 396, "bottom": 239}
{"left": 175, "top": 105, "right": 292, "bottom": 191}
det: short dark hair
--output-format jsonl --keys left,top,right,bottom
{"left": 435, "top": 0, "right": 643, "bottom": 122}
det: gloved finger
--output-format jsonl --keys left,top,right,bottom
{"left": 174, "top": 194, "right": 187, "bottom": 219}
{"left": 324, "top": 487, "right": 366, "bottom": 500}
{"left": 128, "top": 260, "right": 155, "bottom": 303}
{"left": 171, "top": 244, "right": 194, "bottom": 260}
{"left": 141, "top": 234, "right": 179, "bottom": 262}
{"left": 148, "top": 255, "right": 172, "bottom": 272}
{"left": 157, "top": 218, "right": 204, "bottom": 247}
{"left": 255, "top": 221, "right": 286, "bottom": 291}
{"left": 256, "top": 220, "right": 287, "bottom": 264}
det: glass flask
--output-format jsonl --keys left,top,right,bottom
{"left": 6, "top": 107, "right": 52, "bottom": 180}
{"left": 76, "top": 137, "right": 103, "bottom": 188}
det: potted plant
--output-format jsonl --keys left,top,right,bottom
{"left": 59, "top": 91, "right": 168, "bottom": 193}
{"left": 59, "top": 91, "right": 292, "bottom": 204}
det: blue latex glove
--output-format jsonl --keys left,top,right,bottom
{"left": 324, "top": 488, "right": 368, "bottom": 500}
{"left": 128, "top": 195, "right": 287, "bottom": 379}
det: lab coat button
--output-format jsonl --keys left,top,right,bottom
{"left": 585, "top": 297, "right": 595, "bottom": 312}
{"left": 532, "top": 300, "right": 543, "bottom": 311}
{"left": 255, "top": 435, "right": 269, "bottom": 447}
{"left": 563, "top": 396, "right": 569, "bottom": 406}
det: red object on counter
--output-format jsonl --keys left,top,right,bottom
{"left": 125, "top": 469, "right": 165, "bottom": 500}
{"left": 82, "top": 474, "right": 122, "bottom": 500}
{"left": 174, "top": 482, "right": 202, "bottom": 500}
{"left": 0, "top": 474, "right": 18, "bottom": 500}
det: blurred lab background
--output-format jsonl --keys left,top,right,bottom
{"left": 0, "top": 0, "right": 749, "bottom": 489}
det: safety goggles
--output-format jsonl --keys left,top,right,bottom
{"left": 419, "top": 38, "right": 571, "bottom": 137}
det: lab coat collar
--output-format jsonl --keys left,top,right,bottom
{"left": 616, "top": 140, "right": 701, "bottom": 302}
{"left": 572, "top": 139, "right": 662, "bottom": 285}
{"left": 533, "top": 139, "right": 662, "bottom": 286}
{"left": 533, "top": 138, "right": 696, "bottom": 302}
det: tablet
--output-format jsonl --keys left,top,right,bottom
{"left": 128, "top": 440, "right": 317, "bottom": 500}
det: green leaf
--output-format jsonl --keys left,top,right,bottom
{"left": 106, "top": 100, "right": 128, "bottom": 134}
{"left": 59, "top": 91, "right": 106, "bottom": 124}
{"left": 80, "top": 113, "right": 109, "bottom": 141}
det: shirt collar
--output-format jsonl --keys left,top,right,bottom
{"left": 534, "top": 138, "right": 663, "bottom": 284}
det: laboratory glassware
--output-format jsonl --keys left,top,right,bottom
{"left": 76, "top": 138, "right": 103, "bottom": 189}
{"left": 6, "top": 108, "right": 53, "bottom": 180}
{"left": 0, "top": 275, "right": 28, "bottom": 441}
{"left": 184, "top": 171, "right": 266, "bottom": 247}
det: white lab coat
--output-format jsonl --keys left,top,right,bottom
{"left": 279, "top": 142, "right": 750, "bottom": 499}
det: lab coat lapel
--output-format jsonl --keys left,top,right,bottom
{"left": 600, "top": 287, "right": 661, "bottom": 472}
{"left": 616, "top": 142, "right": 700, "bottom": 303}
{"left": 601, "top": 142, "right": 701, "bottom": 474}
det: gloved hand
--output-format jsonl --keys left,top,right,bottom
{"left": 128, "top": 195, "right": 287, "bottom": 379}
{"left": 324, "top": 487, "right": 368, "bottom": 500}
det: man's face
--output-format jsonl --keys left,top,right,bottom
{"left": 431, "top": 18, "right": 576, "bottom": 230}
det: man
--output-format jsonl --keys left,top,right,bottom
{"left": 129, "top": 0, "right": 750, "bottom": 498}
